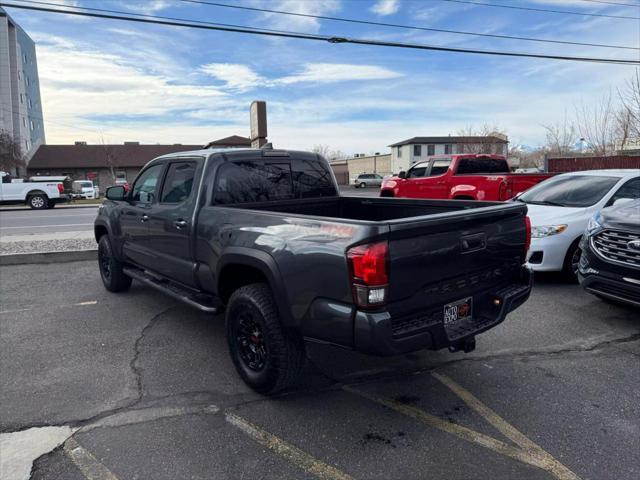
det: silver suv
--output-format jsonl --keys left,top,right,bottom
{"left": 354, "top": 173, "right": 383, "bottom": 188}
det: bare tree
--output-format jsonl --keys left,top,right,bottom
{"left": 0, "top": 130, "right": 26, "bottom": 173}
{"left": 311, "top": 144, "right": 346, "bottom": 161}
{"left": 574, "top": 91, "right": 619, "bottom": 156}
{"left": 100, "top": 136, "right": 120, "bottom": 182}
{"left": 456, "top": 124, "right": 508, "bottom": 154}
{"left": 618, "top": 68, "right": 640, "bottom": 141}
{"left": 542, "top": 112, "right": 577, "bottom": 156}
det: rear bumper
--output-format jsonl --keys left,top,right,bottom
{"left": 352, "top": 266, "right": 533, "bottom": 356}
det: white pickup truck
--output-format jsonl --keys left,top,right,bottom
{"left": 0, "top": 171, "right": 69, "bottom": 209}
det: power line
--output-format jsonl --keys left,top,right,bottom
{"left": 180, "top": 0, "right": 638, "bottom": 51}
{"left": 578, "top": 0, "right": 640, "bottom": 7}
{"left": 438, "top": 0, "right": 640, "bottom": 20}
{"left": 1, "top": 2, "right": 638, "bottom": 65}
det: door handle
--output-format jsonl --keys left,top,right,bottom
{"left": 174, "top": 219, "right": 188, "bottom": 229}
{"left": 141, "top": 214, "right": 149, "bottom": 222}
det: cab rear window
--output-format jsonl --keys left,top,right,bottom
{"left": 213, "top": 157, "right": 337, "bottom": 205}
{"left": 456, "top": 157, "right": 509, "bottom": 174}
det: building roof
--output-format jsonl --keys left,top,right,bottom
{"left": 28, "top": 136, "right": 252, "bottom": 169}
{"left": 28, "top": 144, "right": 203, "bottom": 169}
{"left": 203, "top": 135, "right": 251, "bottom": 148}
{"left": 389, "top": 136, "right": 509, "bottom": 147}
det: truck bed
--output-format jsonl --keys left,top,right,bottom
{"left": 218, "top": 195, "right": 495, "bottom": 223}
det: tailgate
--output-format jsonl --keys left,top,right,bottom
{"left": 386, "top": 203, "right": 527, "bottom": 320}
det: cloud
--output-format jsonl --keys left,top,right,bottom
{"left": 253, "top": 0, "right": 341, "bottom": 33}
{"left": 277, "top": 63, "right": 403, "bottom": 84}
{"left": 118, "top": 0, "right": 174, "bottom": 14}
{"left": 200, "top": 63, "right": 265, "bottom": 92}
{"left": 370, "top": 0, "right": 400, "bottom": 16}
{"left": 200, "top": 62, "right": 403, "bottom": 90}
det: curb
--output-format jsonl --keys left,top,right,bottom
{"left": 0, "top": 249, "right": 97, "bottom": 266}
{"left": 0, "top": 204, "right": 101, "bottom": 212}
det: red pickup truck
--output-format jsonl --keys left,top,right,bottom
{"left": 380, "top": 154, "right": 553, "bottom": 201}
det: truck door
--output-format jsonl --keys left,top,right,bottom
{"left": 146, "top": 159, "right": 201, "bottom": 286}
{"left": 421, "top": 157, "right": 452, "bottom": 198}
{"left": 403, "top": 161, "right": 430, "bottom": 197}
{"left": 120, "top": 163, "right": 165, "bottom": 267}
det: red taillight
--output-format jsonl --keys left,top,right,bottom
{"left": 524, "top": 215, "right": 531, "bottom": 255}
{"left": 57, "top": 183, "right": 64, "bottom": 194}
{"left": 347, "top": 241, "right": 388, "bottom": 308}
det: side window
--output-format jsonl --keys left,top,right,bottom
{"left": 131, "top": 164, "right": 163, "bottom": 203}
{"left": 607, "top": 177, "right": 640, "bottom": 206}
{"left": 291, "top": 158, "right": 337, "bottom": 198}
{"left": 214, "top": 161, "right": 293, "bottom": 204}
{"left": 161, "top": 162, "right": 196, "bottom": 204}
{"left": 429, "top": 159, "right": 452, "bottom": 176}
{"left": 408, "top": 163, "right": 429, "bottom": 178}
{"left": 427, "top": 145, "right": 435, "bottom": 156}
{"left": 413, "top": 145, "right": 421, "bottom": 156}
{"left": 444, "top": 144, "right": 452, "bottom": 154}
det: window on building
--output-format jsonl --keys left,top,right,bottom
{"left": 413, "top": 145, "right": 421, "bottom": 156}
{"left": 28, "top": 98, "right": 32, "bottom": 108}
{"left": 22, "top": 117, "right": 26, "bottom": 128}
{"left": 19, "top": 94, "right": 23, "bottom": 104}
{"left": 17, "top": 71, "right": 21, "bottom": 81}
{"left": 115, "top": 170, "right": 127, "bottom": 182}
{"left": 397, "top": 146, "right": 402, "bottom": 158}
{"left": 30, "top": 120, "right": 35, "bottom": 131}
{"left": 23, "top": 53, "right": 28, "bottom": 63}
{"left": 427, "top": 144, "right": 435, "bottom": 156}
{"left": 161, "top": 162, "right": 196, "bottom": 203}
{"left": 444, "top": 144, "right": 453, "bottom": 154}
{"left": 26, "top": 76, "right": 30, "bottom": 86}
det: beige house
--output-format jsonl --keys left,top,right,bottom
{"left": 331, "top": 153, "right": 392, "bottom": 183}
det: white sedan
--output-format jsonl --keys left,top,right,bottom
{"left": 517, "top": 169, "right": 640, "bottom": 280}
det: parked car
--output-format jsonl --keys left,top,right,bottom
{"left": 579, "top": 199, "right": 639, "bottom": 307}
{"left": 354, "top": 173, "right": 384, "bottom": 188}
{"left": 517, "top": 170, "right": 640, "bottom": 280}
{"left": 95, "top": 146, "right": 533, "bottom": 394}
{"left": 72, "top": 180, "right": 99, "bottom": 199}
{"left": 380, "top": 154, "right": 553, "bottom": 200}
{"left": 0, "top": 171, "right": 68, "bottom": 209}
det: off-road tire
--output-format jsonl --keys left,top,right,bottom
{"left": 226, "top": 283, "right": 306, "bottom": 395}
{"left": 98, "top": 235, "right": 132, "bottom": 292}
{"left": 28, "top": 194, "right": 48, "bottom": 210}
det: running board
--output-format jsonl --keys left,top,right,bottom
{"left": 123, "top": 267, "right": 221, "bottom": 314}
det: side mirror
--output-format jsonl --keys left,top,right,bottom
{"left": 106, "top": 185, "right": 126, "bottom": 201}
{"left": 398, "top": 171, "right": 407, "bottom": 179}
{"left": 613, "top": 197, "right": 633, "bottom": 207}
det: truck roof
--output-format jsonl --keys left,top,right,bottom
{"left": 154, "top": 147, "right": 320, "bottom": 160}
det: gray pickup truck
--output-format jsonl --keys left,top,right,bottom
{"left": 95, "top": 146, "right": 532, "bottom": 394}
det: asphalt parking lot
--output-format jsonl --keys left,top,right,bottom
{"left": 1, "top": 259, "right": 638, "bottom": 480}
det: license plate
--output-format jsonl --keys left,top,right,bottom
{"left": 444, "top": 297, "right": 473, "bottom": 325}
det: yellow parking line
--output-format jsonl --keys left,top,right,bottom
{"left": 64, "top": 437, "right": 120, "bottom": 480}
{"left": 343, "top": 385, "right": 551, "bottom": 470}
{"left": 431, "top": 372, "right": 581, "bottom": 480}
{"left": 226, "top": 412, "right": 356, "bottom": 480}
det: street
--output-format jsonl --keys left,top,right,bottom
{"left": 1, "top": 261, "right": 638, "bottom": 480}
{"left": 0, "top": 207, "right": 98, "bottom": 237}
{"left": 0, "top": 188, "right": 369, "bottom": 237}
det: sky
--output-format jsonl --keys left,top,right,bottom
{"left": 6, "top": 0, "right": 640, "bottom": 153}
